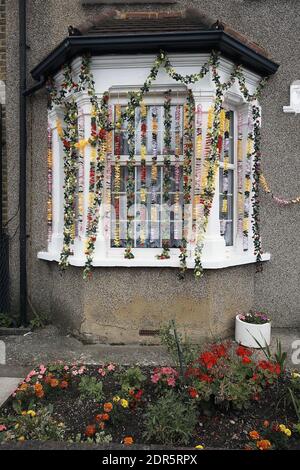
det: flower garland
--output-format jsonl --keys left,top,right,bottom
{"left": 260, "top": 174, "right": 300, "bottom": 205}
{"left": 150, "top": 106, "right": 159, "bottom": 246}
{"left": 47, "top": 123, "right": 53, "bottom": 243}
{"left": 174, "top": 105, "right": 182, "bottom": 245}
{"left": 104, "top": 105, "right": 113, "bottom": 238}
{"left": 83, "top": 93, "right": 110, "bottom": 278}
{"left": 243, "top": 108, "right": 254, "bottom": 251}
{"left": 139, "top": 101, "right": 147, "bottom": 247}
{"left": 158, "top": 90, "right": 172, "bottom": 259}
{"left": 251, "top": 103, "right": 263, "bottom": 270}
{"left": 124, "top": 94, "right": 137, "bottom": 259}
{"left": 47, "top": 50, "right": 270, "bottom": 279}
{"left": 236, "top": 111, "right": 244, "bottom": 242}
{"left": 76, "top": 108, "right": 85, "bottom": 237}
{"left": 179, "top": 90, "right": 194, "bottom": 278}
{"left": 114, "top": 104, "right": 122, "bottom": 247}
{"left": 59, "top": 100, "right": 79, "bottom": 269}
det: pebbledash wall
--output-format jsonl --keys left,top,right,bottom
{"left": 6, "top": 0, "right": 300, "bottom": 343}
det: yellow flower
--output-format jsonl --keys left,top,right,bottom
{"left": 292, "top": 372, "right": 300, "bottom": 379}
{"left": 279, "top": 424, "right": 286, "bottom": 433}
{"left": 27, "top": 410, "right": 36, "bottom": 417}
{"left": 15, "top": 424, "right": 19, "bottom": 429}
{"left": 113, "top": 396, "right": 120, "bottom": 403}
{"left": 120, "top": 399, "right": 129, "bottom": 409}
{"left": 195, "top": 445, "right": 204, "bottom": 449}
{"left": 18, "top": 436, "right": 26, "bottom": 442}
{"left": 284, "top": 428, "right": 292, "bottom": 437}
{"left": 21, "top": 411, "right": 27, "bottom": 416}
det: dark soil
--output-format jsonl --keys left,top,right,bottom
{"left": 1, "top": 366, "right": 299, "bottom": 450}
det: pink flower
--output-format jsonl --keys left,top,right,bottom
{"left": 167, "top": 377, "right": 176, "bottom": 387}
{"left": 0, "top": 425, "right": 7, "bottom": 432}
{"left": 64, "top": 366, "right": 69, "bottom": 371}
{"left": 72, "top": 370, "right": 78, "bottom": 376}
{"left": 78, "top": 367, "right": 85, "bottom": 375}
{"left": 39, "top": 365, "right": 46, "bottom": 375}
{"left": 107, "top": 364, "right": 115, "bottom": 372}
{"left": 151, "top": 374, "right": 160, "bottom": 384}
{"left": 98, "top": 368, "right": 106, "bottom": 377}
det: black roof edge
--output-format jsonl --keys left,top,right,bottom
{"left": 30, "top": 30, "right": 279, "bottom": 83}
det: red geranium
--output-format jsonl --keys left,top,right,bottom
{"left": 211, "top": 343, "right": 228, "bottom": 359}
{"left": 200, "top": 351, "right": 218, "bottom": 369}
{"left": 188, "top": 387, "right": 199, "bottom": 398}
{"left": 236, "top": 345, "right": 253, "bottom": 357}
{"left": 242, "top": 356, "right": 252, "bottom": 365}
{"left": 199, "top": 374, "right": 213, "bottom": 383}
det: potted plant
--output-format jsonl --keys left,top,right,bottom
{"left": 235, "top": 311, "right": 271, "bottom": 348}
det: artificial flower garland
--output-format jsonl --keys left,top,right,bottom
{"left": 47, "top": 50, "right": 269, "bottom": 279}
{"left": 157, "top": 90, "right": 172, "bottom": 259}
{"left": 47, "top": 123, "right": 53, "bottom": 243}
{"left": 259, "top": 174, "right": 300, "bottom": 205}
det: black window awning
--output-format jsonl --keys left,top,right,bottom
{"left": 30, "top": 30, "right": 279, "bottom": 86}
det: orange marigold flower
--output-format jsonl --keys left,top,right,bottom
{"left": 34, "top": 383, "right": 43, "bottom": 393}
{"left": 95, "top": 414, "right": 103, "bottom": 423}
{"left": 256, "top": 439, "right": 271, "bottom": 451}
{"left": 102, "top": 413, "right": 110, "bottom": 421}
{"left": 19, "top": 383, "right": 29, "bottom": 392}
{"left": 85, "top": 424, "right": 96, "bottom": 437}
{"left": 36, "top": 390, "right": 45, "bottom": 399}
{"left": 60, "top": 381, "right": 68, "bottom": 389}
{"left": 123, "top": 436, "right": 134, "bottom": 446}
{"left": 50, "top": 378, "right": 59, "bottom": 388}
{"left": 103, "top": 402, "right": 113, "bottom": 413}
{"left": 249, "top": 431, "right": 260, "bottom": 440}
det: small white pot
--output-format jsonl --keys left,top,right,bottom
{"left": 235, "top": 315, "right": 271, "bottom": 348}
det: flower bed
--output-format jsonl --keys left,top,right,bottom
{"left": 0, "top": 341, "right": 300, "bottom": 450}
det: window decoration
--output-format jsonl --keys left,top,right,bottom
{"left": 243, "top": 108, "right": 254, "bottom": 251}
{"left": 47, "top": 123, "right": 53, "bottom": 243}
{"left": 46, "top": 50, "right": 271, "bottom": 279}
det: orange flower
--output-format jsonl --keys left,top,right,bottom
{"left": 102, "top": 413, "right": 110, "bottom": 421}
{"left": 103, "top": 402, "right": 113, "bottom": 413}
{"left": 19, "top": 383, "right": 29, "bottom": 392}
{"left": 34, "top": 383, "right": 43, "bottom": 393}
{"left": 256, "top": 439, "right": 271, "bottom": 451}
{"left": 263, "top": 420, "right": 270, "bottom": 428}
{"left": 85, "top": 424, "right": 96, "bottom": 437}
{"left": 60, "top": 381, "right": 68, "bottom": 389}
{"left": 95, "top": 414, "right": 103, "bottom": 423}
{"left": 123, "top": 436, "right": 134, "bottom": 446}
{"left": 36, "top": 390, "right": 45, "bottom": 399}
{"left": 249, "top": 431, "right": 260, "bottom": 440}
{"left": 98, "top": 422, "right": 105, "bottom": 430}
{"left": 44, "top": 374, "right": 53, "bottom": 384}
{"left": 50, "top": 378, "right": 59, "bottom": 388}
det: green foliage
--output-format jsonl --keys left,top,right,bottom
{"left": 143, "top": 391, "right": 197, "bottom": 445}
{"left": 251, "top": 337, "right": 287, "bottom": 371}
{"left": 0, "top": 313, "right": 15, "bottom": 328}
{"left": 1, "top": 406, "right": 66, "bottom": 442}
{"left": 29, "top": 311, "right": 49, "bottom": 330}
{"left": 119, "top": 367, "right": 146, "bottom": 392}
{"left": 78, "top": 376, "right": 103, "bottom": 402}
{"left": 70, "top": 431, "right": 113, "bottom": 444}
{"left": 159, "top": 321, "right": 198, "bottom": 371}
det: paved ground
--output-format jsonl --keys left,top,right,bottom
{"left": 0, "top": 325, "right": 299, "bottom": 370}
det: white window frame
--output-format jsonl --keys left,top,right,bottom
{"left": 38, "top": 53, "right": 270, "bottom": 269}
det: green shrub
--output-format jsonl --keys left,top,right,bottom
{"left": 0, "top": 313, "right": 15, "bottom": 328}
{"left": 0, "top": 406, "right": 65, "bottom": 442}
{"left": 143, "top": 391, "right": 197, "bottom": 445}
{"left": 78, "top": 376, "right": 103, "bottom": 401}
{"left": 119, "top": 367, "right": 146, "bottom": 392}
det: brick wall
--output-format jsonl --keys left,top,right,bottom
{"left": 0, "top": 0, "right": 6, "bottom": 226}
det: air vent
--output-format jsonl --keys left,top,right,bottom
{"left": 139, "top": 329, "right": 160, "bottom": 337}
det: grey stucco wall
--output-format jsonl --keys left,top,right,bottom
{"left": 6, "top": 0, "right": 300, "bottom": 341}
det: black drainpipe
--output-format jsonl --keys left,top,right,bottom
{"left": 19, "top": 0, "right": 27, "bottom": 326}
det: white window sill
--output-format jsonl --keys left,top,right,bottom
{"left": 37, "top": 251, "right": 271, "bottom": 269}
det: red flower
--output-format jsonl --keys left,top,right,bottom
{"left": 85, "top": 424, "right": 96, "bottom": 437}
{"left": 199, "top": 374, "right": 213, "bottom": 383}
{"left": 200, "top": 352, "right": 218, "bottom": 369}
{"left": 274, "top": 364, "right": 281, "bottom": 375}
{"left": 188, "top": 387, "right": 198, "bottom": 398}
{"left": 141, "top": 123, "right": 147, "bottom": 134}
{"left": 236, "top": 346, "right": 252, "bottom": 357}
{"left": 242, "top": 356, "right": 252, "bottom": 365}
{"left": 98, "top": 129, "right": 107, "bottom": 140}
{"left": 211, "top": 344, "right": 227, "bottom": 358}
{"left": 135, "top": 389, "right": 143, "bottom": 401}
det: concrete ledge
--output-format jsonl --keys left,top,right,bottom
{"left": 0, "top": 328, "right": 31, "bottom": 337}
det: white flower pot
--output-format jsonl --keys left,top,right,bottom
{"left": 235, "top": 315, "right": 271, "bottom": 348}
